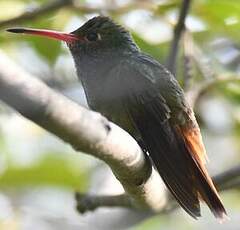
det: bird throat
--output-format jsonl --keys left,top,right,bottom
{"left": 69, "top": 46, "right": 123, "bottom": 109}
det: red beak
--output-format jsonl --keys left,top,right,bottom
{"left": 6, "top": 28, "right": 80, "bottom": 42}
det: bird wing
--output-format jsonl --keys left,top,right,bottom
{"left": 115, "top": 54, "right": 226, "bottom": 219}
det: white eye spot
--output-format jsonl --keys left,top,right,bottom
{"left": 86, "top": 32, "right": 101, "bottom": 42}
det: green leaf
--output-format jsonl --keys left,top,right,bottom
{"left": 22, "top": 16, "right": 65, "bottom": 64}
{"left": 217, "top": 83, "right": 240, "bottom": 103}
{"left": 192, "top": 0, "right": 240, "bottom": 41}
{"left": 28, "top": 36, "right": 61, "bottom": 64}
{"left": 0, "top": 153, "right": 89, "bottom": 189}
{"left": 132, "top": 32, "right": 169, "bottom": 62}
{"left": 155, "top": 0, "right": 180, "bottom": 14}
{"left": 194, "top": 0, "right": 240, "bottom": 21}
{"left": 130, "top": 215, "right": 165, "bottom": 230}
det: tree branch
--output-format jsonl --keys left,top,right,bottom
{"left": 190, "top": 37, "right": 215, "bottom": 80}
{"left": 75, "top": 165, "right": 240, "bottom": 213}
{"left": 213, "top": 165, "right": 240, "bottom": 191}
{"left": 186, "top": 74, "right": 240, "bottom": 108}
{"left": 182, "top": 30, "right": 194, "bottom": 90}
{"left": 75, "top": 193, "right": 132, "bottom": 213}
{"left": 0, "top": 51, "right": 169, "bottom": 212}
{"left": 0, "top": 0, "right": 73, "bottom": 28}
{"left": 0, "top": 1, "right": 169, "bottom": 29}
{"left": 70, "top": 1, "right": 156, "bottom": 15}
{"left": 75, "top": 167, "right": 240, "bottom": 214}
{"left": 166, "top": 0, "right": 192, "bottom": 74}
{"left": 0, "top": 51, "right": 238, "bottom": 216}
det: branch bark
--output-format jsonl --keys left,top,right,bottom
{"left": 75, "top": 193, "right": 132, "bottom": 214}
{"left": 0, "top": 51, "right": 168, "bottom": 212}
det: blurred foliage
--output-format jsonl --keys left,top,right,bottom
{"left": 0, "top": 153, "right": 89, "bottom": 189}
{"left": 26, "top": 18, "right": 58, "bottom": 60}
{"left": 132, "top": 33, "right": 169, "bottom": 62}
{"left": 193, "top": 0, "right": 240, "bottom": 41}
{"left": 0, "top": 0, "right": 240, "bottom": 229}
{"left": 131, "top": 215, "right": 193, "bottom": 230}
{"left": 1, "top": 0, "right": 239, "bottom": 63}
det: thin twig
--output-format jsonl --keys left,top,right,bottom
{"left": 75, "top": 193, "right": 132, "bottom": 213}
{"left": 75, "top": 165, "right": 240, "bottom": 213}
{"left": 182, "top": 31, "right": 214, "bottom": 90}
{"left": 191, "top": 40, "right": 215, "bottom": 80}
{"left": 182, "top": 30, "right": 194, "bottom": 90}
{"left": 213, "top": 165, "right": 240, "bottom": 191}
{"left": 70, "top": 1, "right": 156, "bottom": 15}
{"left": 186, "top": 75, "right": 240, "bottom": 108}
{"left": 0, "top": 0, "right": 73, "bottom": 28}
{"left": 166, "top": 0, "right": 192, "bottom": 74}
{"left": 0, "top": 1, "right": 172, "bottom": 29}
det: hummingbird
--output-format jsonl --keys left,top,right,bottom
{"left": 7, "top": 16, "right": 227, "bottom": 220}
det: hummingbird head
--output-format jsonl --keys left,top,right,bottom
{"left": 68, "top": 16, "right": 138, "bottom": 54}
{"left": 7, "top": 16, "right": 138, "bottom": 56}
{"left": 7, "top": 16, "right": 138, "bottom": 79}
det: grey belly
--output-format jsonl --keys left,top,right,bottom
{"left": 88, "top": 96, "right": 140, "bottom": 139}
{"left": 82, "top": 77, "right": 141, "bottom": 140}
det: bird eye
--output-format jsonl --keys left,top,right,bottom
{"left": 86, "top": 32, "right": 99, "bottom": 41}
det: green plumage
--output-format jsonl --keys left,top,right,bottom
{"left": 67, "top": 16, "right": 226, "bottom": 219}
